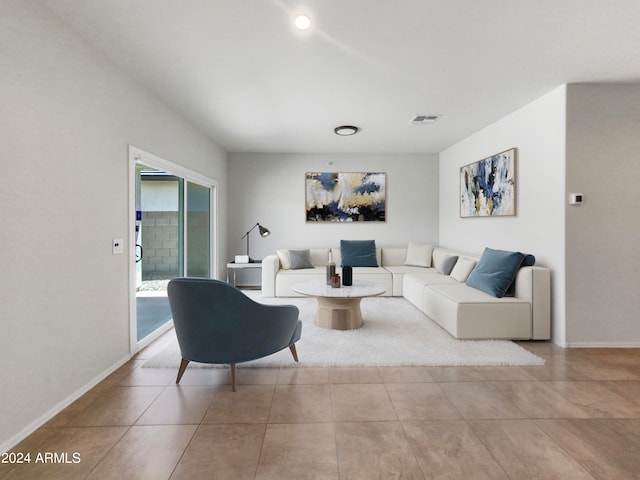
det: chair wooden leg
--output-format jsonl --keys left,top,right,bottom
{"left": 230, "top": 363, "right": 236, "bottom": 392}
{"left": 176, "top": 358, "right": 190, "bottom": 384}
{"left": 289, "top": 344, "right": 299, "bottom": 362}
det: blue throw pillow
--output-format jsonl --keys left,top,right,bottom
{"left": 505, "top": 253, "right": 536, "bottom": 296}
{"left": 466, "top": 248, "right": 525, "bottom": 298}
{"left": 340, "top": 240, "right": 378, "bottom": 267}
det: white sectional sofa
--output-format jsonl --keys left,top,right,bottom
{"left": 260, "top": 246, "right": 551, "bottom": 340}
{"left": 261, "top": 247, "right": 424, "bottom": 298}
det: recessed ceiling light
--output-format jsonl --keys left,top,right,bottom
{"left": 410, "top": 115, "right": 442, "bottom": 124}
{"left": 295, "top": 15, "right": 311, "bottom": 30}
{"left": 334, "top": 125, "right": 359, "bottom": 136}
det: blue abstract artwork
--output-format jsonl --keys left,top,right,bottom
{"left": 306, "top": 172, "right": 386, "bottom": 222}
{"left": 460, "top": 149, "right": 516, "bottom": 217}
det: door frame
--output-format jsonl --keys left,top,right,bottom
{"left": 128, "top": 145, "right": 219, "bottom": 354}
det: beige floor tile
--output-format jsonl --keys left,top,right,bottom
{"left": 86, "top": 425, "right": 197, "bottom": 480}
{"left": 516, "top": 341, "right": 567, "bottom": 356}
{"left": 136, "top": 385, "right": 218, "bottom": 425}
{"left": 276, "top": 367, "right": 329, "bottom": 384}
{"left": 98, "top": 367, "right": 138, "bottom": 389}
{"left": 474, "top": 366, "right": 539, "bottom": 381}
{"left": 170, "top": 424, "right": 265, "bottom": 480}
{"left": 235, "top": 367, "right": 280, "bottom": 385}
{"left": 600, "top": 352, "right": 640, "bottom": 370}
{"left": 599, "top": 380, "right": 640, "bottom": 406}
{"left": 424, "top": 366, "right": 487, "bottom": 382}
{"left": 117, "top": 367, "right": 176, "bottom": 386}
{"left": 269, "top": 384, "right": 332, "bottom": 423}
{"left": 403, "top": 420, "right": 509, "bottom": 480}
{"left": 66, "top": 386, "right": 164, "bottom": 426}
{"left": 536, "top": 418, "right": 640, "bottom": 480}
{"left": 42, "top": 388, "right": 105, "bottom": 428}
{"left": 386, "top": 383, "right": 461, "bottom": 420}
{"left": 331, "top": 384, "right": 397, "bottom": 422}
{"left": 9, "top": 329, "right": 640, "bottom": 480}
{"left": 545, "top": 381, "right": 640, "bottom": 417}
{"left": 328, "top": 367, "right": 382, "bottom": 384}
{"left": 521, "top": 356, "right": 591, "bottom": 381}
{"left": 469, "top": 419, "right": 596, "bottom": 479}
{"left": 202, "top": 385, "right": 274, "bottom": 424}
{"left": 255, "top": 423, "right": 339, "bottom": 480}
{"left": 377, "top": 366, "right": 434, "bottom": 383}
{"left": 439, "top": 382, "right": 526, "bottom": 419}
{"left": 335, "top": 421, "right": 424, "bottom": 480}
{"left": 1, "top": 427, "right": 127, "bottom": 480}
{"left": 173, "top": 367, "right": 230, "bottom": 386}
{"left": 0, "top": 429, "right": 57, "bottom": 479}
{"left": 491, "top": 381, "right": 589, "bottom": 419}
{"left": 567, "top": 356, "right": 640, "bottom": 380}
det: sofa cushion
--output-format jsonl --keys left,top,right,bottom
{"left": 437, "top": 255, "right": 458, "bottom": 275}
{"left": 288, "top": 249, "right": 314, "bottom": 269}
{"left": 340, "top": 240, "right": 378, "bottom": 267}
{"left": 309, "top": 248, "right": 331, "bottom": 266}
{"left": 405, "top": 271, "right": 460, "bottom": 287}
{"left": 381, "top": 247, "right": 408, "bottom": 267}
{"left": 277, "top": 249, "right": 292, "bottom": 270}
{"left": 423, "top": 283, "right": 532, "bottom": 340}
{"left": 404, "top": 242, "right": 433, "bottom": 267}
{"left": 450, "top": 257, "right": 476, "bottom": 283}
{"left": 466, "top": 248, "right": 525, "bottom": 298}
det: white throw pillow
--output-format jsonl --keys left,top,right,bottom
{"left": 404, "top": 242, "right": 433, "bottom": 267}
{"left": 276, "top": 249, "right": 291, "bottom": 270}
{"left": 450, "top": 257, "right": 477, "bottom": 283}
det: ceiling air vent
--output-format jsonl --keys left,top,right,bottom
{"left": 410, "top": 115, "right": 441, "bottom": 124}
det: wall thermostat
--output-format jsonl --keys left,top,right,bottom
{"left": 569, "top": 193, "right": 583, "bottom": 205}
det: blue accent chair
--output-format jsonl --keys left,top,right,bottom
{"left": 167, "top": 278, "right": 302, "bottom": 391}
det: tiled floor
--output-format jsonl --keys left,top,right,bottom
{"left": 3, "top": 335, "right": 640, "bottom": 479}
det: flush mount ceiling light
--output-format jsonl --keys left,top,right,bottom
{"left": 334, "top": 125, "right": 359, "bottom": 136}
{"left": 410, "top": 115, "right": 442, "bottom": 124}
{"left": 294, "top": 14, "right": 311, "bottom": 30}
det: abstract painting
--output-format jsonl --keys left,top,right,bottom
{"left": 306, "top": 172, "right": 386, "bottom": 222}
{"left": 460, "top": 148, "right": 516, "bottom": 217}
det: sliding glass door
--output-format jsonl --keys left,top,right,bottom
{"left": 131, "top": 148, "right": 216, "bottom": 349}
{"left": 186, "top": 181, "right": 210, "bottom": 278}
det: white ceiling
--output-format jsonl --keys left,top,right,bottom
{"left": 42, "top": 0, "right": 640, "bottom": 154}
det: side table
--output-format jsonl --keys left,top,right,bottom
{"left": 226, "top": 262, "right": 263, "bottom": 289}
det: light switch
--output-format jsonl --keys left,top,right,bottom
{"left": 113, "top": 238, "right": 124, "bottom": 255}
{"left": 569, "top": 193, "right": 583, "bottom": 205}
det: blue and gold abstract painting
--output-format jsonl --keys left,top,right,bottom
{"left": 306, "top": 172, "right": 386, "bottom": 222}
{"left": 460, "top": 149, "right": 516, "bottom": 217}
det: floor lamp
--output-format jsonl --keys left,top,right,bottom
{"left": 241, "top": 222, "right": 271, "bottom": 263}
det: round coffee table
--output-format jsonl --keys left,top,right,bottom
{"left": 292, "top": 280, "right": 386, "bottom": 330}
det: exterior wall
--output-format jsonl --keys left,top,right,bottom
{"left": 141, "top": 211, "right": 179, "bottom": 279}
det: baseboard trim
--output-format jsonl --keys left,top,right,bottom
{"left": 563, "top": 341, "right": 640, "bottom": 348}
{"left": 0, "top": 353, "right": 131, "bottom": 454}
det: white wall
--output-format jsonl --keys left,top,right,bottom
{"left": 227, "top": 153, "right": 439, "bottom": 267}
{"left": 0, "top": 0, "right": 227, "bottom": 450}
{"left": 565, "top": 84, "right": 640, "bottom": 346}
{"left": 439, "top": 87, "right": 567, "bottom": 344}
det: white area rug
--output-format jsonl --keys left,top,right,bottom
{"left": 143, "top": 292, "right": 544, "bottom": 368}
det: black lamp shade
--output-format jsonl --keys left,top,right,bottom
{"left": 258, "top": 225, "right": 271, "bottom": 237}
